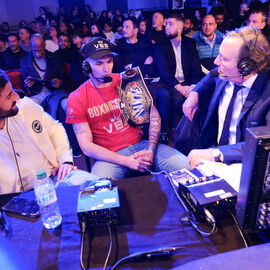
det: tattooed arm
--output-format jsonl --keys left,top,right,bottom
{"left": 72, "top": 123, "right": 149, "bottom": 172}
{"left": 148, "top": 105, "right": 161, "bottom": 151}
{"left": 132, "top": 105, "right": 161, "bottom": 166}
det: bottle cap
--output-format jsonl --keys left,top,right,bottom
{"left": 36, "top": 169, "right": 47, "bottom": 180}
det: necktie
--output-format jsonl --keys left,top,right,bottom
{"left": 219, "top": 84, "right": 243, "bottom": 145}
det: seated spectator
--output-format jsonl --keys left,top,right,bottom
{"left": 59, "top": 21, "right": 70, "bottom": 36}
{"left": 193, "top": 9, "right": 202, "bottom": 29}
{"left": 230, "top": 3, "right": 249, "bottom": 30}
{"left": 113, "top": 9, "right": 125, "bottom": 26}
{"left": 56, "top": 34, "right": 76, "bottom": 65}
{"left": 85, "top": 10, "right": 97, "bottom": 27}
{"left": 81, "top": 22, "right": 91, "bottom": 36}
{"left": 247, "top": 8, "right": 270, "bottom": 40}
{"left": 90, "top": 23, "right": 106, "bottom": 38}
{"left": 36, "top": 6, "right": 52, "bottom": 29}
{"left": 1, "top": 22, "right": 10, "bottom": 37}
{"left": 98, "top": 10, "right": 109, "bottom": 29}
{"left": 114, "top": 17, "right": 155, "bottom": 78}
{"left": 0, "top": 34, "right": 7, "bottom": 52}
{"left": 66, "top": 37, "right": 190, "bottom": 180}
{"left": 56, "top": 5, "right": 68, "bottom": 24}
{"left": 103, "top": 21, "right": 114, "bottom": 42}
{"left": 70, "top": 35, "right": 91, "bottom": 88}
{"left": 183, "top": 17, "right": 198, "bottom": 38}
{"left": 72, "top": 31, "right": 83, "bottom": 50}
{"left": 19, "top": 27, "right": 31, "bottom": 53}
{"left": 35, "top": 21, "right": 47, "bottom": 37}
{"left": 20, "top": 34, "right": 67, "bottom": 110}
{"left": 0, "top": 69, "right": 99, "bottom": 194}
{"left": 29, "top": 21, "right": 37, "bottom": 34}
{"left": 18, "top": 20, "right": 28, "bottom": 28}
{"left": 154, "top": 14, "right": 202, "bottom": 144}
{"left": 151, "top": 12, "right": 166, "bottom": 44}
{"left": 70, "top": 7, "right": 82, "bottom": 28}
{"left": 193, "top": 14, "right": 224, "bottom": 74}
{"left": 138, "top": 17, "right": 151, "bottom": 44}
{"left": 211, "top": 6, "right": 229, "bottom": 33}
{"left": 45, "top": 25, "right": 59, "bottom": 53}
{"left": 0, "top": 33, "right": 28, "bottom": 70}
{"left": 111, "top": 21, "right": 123, "bottom": 45}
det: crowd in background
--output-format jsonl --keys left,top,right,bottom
{"left": 0, "top": 1, "right": 269, "bottom": 148}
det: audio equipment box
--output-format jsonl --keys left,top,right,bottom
{"left": 236, "top": 126, "right": 270, "bottom": 231}
{"left": 169, "top": 169, "right": 237, "bottom": 221}
{"left": 77, "top": 179, "right": 120, "bottom": 229}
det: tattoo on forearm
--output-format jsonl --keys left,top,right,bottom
{"left": 149, "top": 110, "right": 161, "bottom": 148}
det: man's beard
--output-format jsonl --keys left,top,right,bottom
{"left": 166, "top": 32, "right": 178, "bottom": 39}
{"left": 0, "top": 102, "right": 19, "bottom": 119}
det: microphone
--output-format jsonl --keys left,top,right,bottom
{"left": 210, "top": 70, "right": 241, "bottom": 78}
{"left": 102, "top": 76, "right": 113, "bottom": 83}
{"left": 91, "top": 75, "right": 112, "bottom": 83}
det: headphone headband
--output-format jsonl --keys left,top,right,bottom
{"left": 236, "top": 28, "right": 259, "bottom": 76}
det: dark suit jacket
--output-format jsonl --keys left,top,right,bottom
{"left": 153, "top": 36, "right": 202, "bottom": 88}
{"left": 20, "top": 50, "right": 68, "bottom": 95}
{"left": 194, "top": 70, "right": 270, "bottom": 163}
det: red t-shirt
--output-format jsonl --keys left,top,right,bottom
{"left": 66, "top": 74, "right": 142, "bottom": 152}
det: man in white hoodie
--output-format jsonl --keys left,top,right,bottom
{"left": 0, "top": 69, "right": 98, "bottom": 194}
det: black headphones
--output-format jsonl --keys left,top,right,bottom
{"left": 236, "top": 28, "right": 259, "bottom": 77}
{"left": 82, "top": 60, "right": 92, "bottom": 76}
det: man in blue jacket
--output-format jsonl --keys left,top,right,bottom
{"left": 182, "top": 27, "right": 270, "bottom": 169}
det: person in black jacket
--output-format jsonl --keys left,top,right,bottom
{"left": 153, "top": 13, "right": 202, "bottom": 144}
{"left": 0, "top": 33, "right": 27, "bottom": 70}
{"left": 114, "top": 17, "right": 155, "bottom": 77}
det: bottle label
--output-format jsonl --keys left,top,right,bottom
{"left": 36, "top": 190, "right": 57, "bottom": 206}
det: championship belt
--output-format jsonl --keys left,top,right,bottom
{"left": 117, "top": 67, "right": 153, "bottom": 127}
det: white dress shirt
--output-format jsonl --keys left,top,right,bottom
{"left": 170, "top": 39, "right": 185, "bottom": 83}
{"left": 218, "top": 74, "right": 258, "bottom": 145}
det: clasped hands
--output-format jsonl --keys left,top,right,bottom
{"left": 128, "top": 149, "right": 154, "bottom": 172}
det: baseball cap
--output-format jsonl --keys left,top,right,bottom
{"left": 82, "top": 37, "right": 117, "bottom": 59}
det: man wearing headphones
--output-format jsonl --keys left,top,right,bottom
{"left": 66, "top": 37, "right": 189, "bottom": 179}
{"left": 181, "top": 26, "right": 270, "bottom": 169}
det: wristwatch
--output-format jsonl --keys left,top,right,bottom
{"left": 212, "top": 148, "right": 222, "bottom": 162}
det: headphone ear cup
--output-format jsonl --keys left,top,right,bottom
{"left": 237, "top": 57, "right": 255, "bottom": 77}
{"left": 82, "top": 60, "right": 91, "bottom": 76}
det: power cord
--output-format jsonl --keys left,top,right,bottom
{"left": 80, "top": 221, "right": 113, "bottom": 270}
{"left": 80, "top": 221, "right": 86, "bottom": 270}
{"left": 110, "top": 246, "right": 185, "bottom": 270}
{"left": 103, "top": 223, "right": 113, "bottom": 270}
{"left": 146, "top": 169, "right": 217, "bottom": 237}
{"left": 230, "top": 211, "right": 248, "bottom": 248}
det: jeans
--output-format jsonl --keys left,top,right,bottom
{"left": 156, "top": 84, "right": 184, "bottom": 132}
{"left": 91, "top": 140, "right": 190, "bottom": 180}
{"left": 54, "top": 169, "right": 101, "bottom": 188}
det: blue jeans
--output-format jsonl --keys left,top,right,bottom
{"left": 91, "top": 140, "right": 190, "bottom": 180}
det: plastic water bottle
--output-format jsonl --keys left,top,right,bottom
{"left": 34, "top": 169, "right": 62, "bottom": 229}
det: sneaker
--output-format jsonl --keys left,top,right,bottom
{"left": 159, "top": 132, "right": 170, "bottom": 145}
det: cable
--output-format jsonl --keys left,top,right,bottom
{"left": 6, "top": 118, "right": 24, "bottom": 192}
{"left": 103, "top": 223, "right": 113, "bottom": 270}
{"left": 80, "top": 221, "right": 87, "bottom": 270}
{"left": 89, "top": 77, "right": 137, "bottom": 155}
{"left": 110, "top": 246, "right": 185, "bottom": 270}
{"left": 146, "top": 169, "right": 217, "bottom": 237}
{"left": 230, "top": 212, "right": 248, "bottom": 248}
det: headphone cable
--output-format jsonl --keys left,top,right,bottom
{"left": 6, "top": 118, "right": 24, "bottom": 192}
